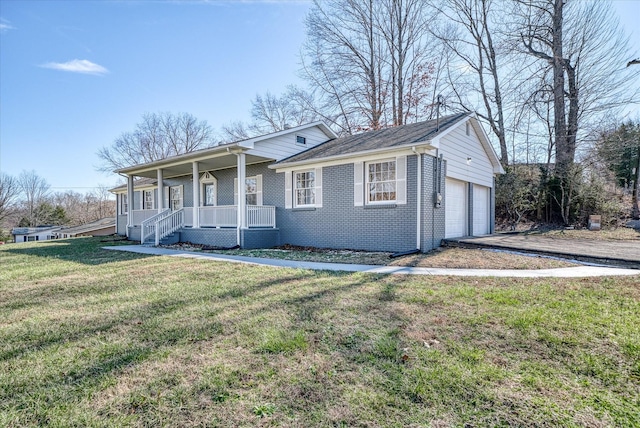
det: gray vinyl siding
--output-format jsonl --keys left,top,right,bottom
{"left": 250, "top": 126, "right": 331, "bottom": 161}
{"left": 278, "top": 156, "right": 419, "bottom": 253}
{"left": 440, "top": 125, "right": 494, "bottom": 188}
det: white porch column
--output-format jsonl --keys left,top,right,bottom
{"left": 157, "top": 168, "right": 164, "bottom": 213}
{"left": 192, "top": 161, "right": 200, "bottom": 228}
{"left": 126, "top": 175, "right": 134, "bottom": 236}
{"left": 236, "top": 152, "right": 247, "bottom": 246}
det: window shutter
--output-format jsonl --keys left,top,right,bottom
{"left": 354, "top": 162, "right": 363, "bottom": 206}
{"left": 178, "top": 185, "right": 184, "bottom": 209}
{"left": 396, "top": 156, "right": 407, "bottom": 205}
{"left": 256, "top": 174, "right": 263, "bottom": 206}
{"left": 284, "top": 171, "right": 292, "bottom": 209}
{"left": 233, "top": 178, "right": 238, "bottom": 205}
{"left": 315, "top": 167, "right": 322, "bottom": 207}
{"left": 164, "top": 187, "right": 169, "bottom": 210}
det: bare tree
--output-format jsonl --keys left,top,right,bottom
{"left": 431, "top": 0, "right": 510, "bottom": 166}
{"left": 219, "top": 86, "right": 324, "bottom": 142}
{"left": 250, "top": 88, "right": 321, "bottom": 134}
{"left": 18, "top": 170, "right": 51, "bottom": 227}
{"left": 378, "top": 0, "right": 432, "bottom": 126}
{"left": 97, "top": 112, "right": 216, "bottom": 171}
{"left": 91, "top": 185, "right": 116, "bottom": 220}
{"left": 0, "top": 173, "right": 19, "bottom": 225}
{"left": 51, "top": 188, "right": 116, "bottom": 225}
{"left": 515, "top": 0, "right": 637, "bottom": 173}
{"left": 302, "top": 0, "right": 387, "bottom": 133}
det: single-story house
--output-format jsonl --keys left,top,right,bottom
{"left": 111, "top": 112, "right": 504, "bottom": 253}
{"left": 11, "top": 226, "right": 62, "bottom": 243}
{"left": 53, "top": 217, "right": 116, "bottom": 239}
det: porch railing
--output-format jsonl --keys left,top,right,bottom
{"left": 200, "top": 206, "right": 238, "bottom": 227}
{"left": 131, "top": 209, "right": 160, "bottom": 225}
{"left": 140, "top": 209, "right": 171, "bottom": 244}
{"left": 155, "top": 209, "right": 184, "bottom": 246}
{"left": 247, "top": 205, "right": 276, "bottom": 227}
{"left": 183, "top": 205, "right": 275, "bottom": 228}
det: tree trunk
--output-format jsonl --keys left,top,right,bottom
{"left": 633, "top": 145, "right": 640, "bottom": 219}
{"left": 552, "top": 0, "right": 569, "bottom": 177}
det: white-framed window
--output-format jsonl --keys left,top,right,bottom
{"left": 354, "top": 156, "right": 406, "bottom": 206}
{"left": 234, "top": 175, "right": 263, "bottom": 206}
{"left": 200, "top": 172, "right": 217, "bottom": 206}
{"left": 366, "top": 159, "right": 397, "bottom": 203}
{"left": 120, "top": 194, "right": 128, "bottom": 214}
{"left": 143, "top": 190, "right": 154, "bottom": 210}
{"left": 284, "top": 168, "right": 322, "bottom": 209}
{"left": 203, "top": 183, "right": 216, "bottom": 206}
{"left": 294, "top": 170, "right": 316, "bottom": 207}
{"left": 246, "top": 177, "right": 258, "bottom": 205}
{"left": 169, "top": 185, "right": 183, "bottom": 210}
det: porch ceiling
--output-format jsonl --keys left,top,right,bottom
{"left": 130, "top": 154, "right": 271, "bottom": 179}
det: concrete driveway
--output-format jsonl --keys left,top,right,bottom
{"left": 446, "top": 233, "right": 640, "bottom": 269}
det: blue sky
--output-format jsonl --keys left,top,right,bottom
{"left": 1, "top": 0, "right": 639, "bottom": 194}
{"left": 0, "top": 0, "right": 312, "bottom": 192}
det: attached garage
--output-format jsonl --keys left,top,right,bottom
{"left": 472, "top": 185, "right": 490, "bottom": 235}
{"left": 445, "top": 178, "right": 467, "bottom": 238}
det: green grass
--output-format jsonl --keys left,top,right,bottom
{"left": 1, "top": 238, "right": 639, "bottom": 427}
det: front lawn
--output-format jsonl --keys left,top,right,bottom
{"left": 1, "top": 238, "right": 638, "bottom": 427}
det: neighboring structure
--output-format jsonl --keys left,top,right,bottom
{"left": 53, "top": 217, "right": 116, "bottom": 239}
{"left": 11, "top": 226, "right": 62, "bottom": 243}
{"left": 111, "top": 113, "right": 504, "bottom": 253}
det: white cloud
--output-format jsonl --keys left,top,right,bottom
{"left": 0, "top": 18, "right": 15, "bottom": 33}
{"left": 40, "top": 59, "right": 109, "bottom": 75}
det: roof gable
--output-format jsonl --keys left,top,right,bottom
{"left": 115, "top": 122, "right": 337, "bottom": 176}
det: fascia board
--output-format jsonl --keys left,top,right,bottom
{"left": 468, "top": 113, "right": 505, "bottom": 174}
{"left": 115, "top": 144, "right": 251, "bottom": 176}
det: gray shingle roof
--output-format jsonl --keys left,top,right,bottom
{"left": 276, "top": 113, "right": 468, "bottom": 165}
{"left": 110, "top": 177, "right": 157, "bottom": 193}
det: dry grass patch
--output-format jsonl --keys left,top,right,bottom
{"left": 388, "top": 247, "right": 575, "bottom": 269}
{"left": 175, "top": 244, "right": 579, "bottom": 269}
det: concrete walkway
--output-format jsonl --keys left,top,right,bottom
{"left": 104, "top": 245, "right": 640, "bottom": 278}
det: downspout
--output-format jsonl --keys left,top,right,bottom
{"left": 412, "top": 147, "right": 421, "bottom": 251}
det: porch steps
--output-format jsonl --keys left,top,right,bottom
{"left": 143, "top": 232, "right": 180, "bottom": 246}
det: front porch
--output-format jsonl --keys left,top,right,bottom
{"left": 117, "top": 139, "right": 280, "bottom": 248}
{"left": 128, "top": 205, "right": 277, "bottom": 248}
{"left": 130, "top": 205, "right": 276, "bottom": 229}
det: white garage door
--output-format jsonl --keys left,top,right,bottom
{"left": 445, "top": 178, "right": 467, "bottom": 238}
{"left": 473, "top": 185, "right": 490, "bottom": 236}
